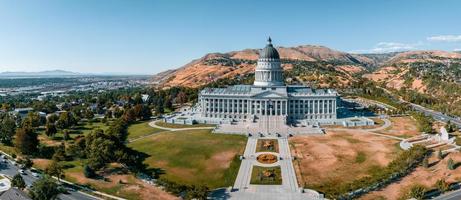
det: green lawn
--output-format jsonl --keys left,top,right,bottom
{"left": 250, "top": 166, "right": 282, "bottom": 185}
{"left": 128, "top": 129, "right": 246, "bottom": 188}
{"left": 127, "top": 121, "right": 163, "bottom": 139}
{"left": 155, "top": 121, "right": 215, "bottom": 129}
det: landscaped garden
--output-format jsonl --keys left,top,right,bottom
{"left": 256, "top": 139, "right": 279, "bottom": 153}
{"left": 128, "top": 129, "right": 246, "bottom": 188}
{"left": 250, "top": 166, "right": 282, "bottom": 185}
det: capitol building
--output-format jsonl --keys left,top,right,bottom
{"left": 197, "top": 38, "right": 338, "bottom": 125}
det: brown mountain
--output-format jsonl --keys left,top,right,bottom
{"left": 152, "top": 45, "right": 376, "bottom": 88}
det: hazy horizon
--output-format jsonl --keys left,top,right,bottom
{"left": 1, "top": 0, "right": 461, "bottom": 74}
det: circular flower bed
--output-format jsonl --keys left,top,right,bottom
{"left": 257, "top": 153, "right": 278, "bottom": 164}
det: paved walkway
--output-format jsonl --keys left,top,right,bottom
{"left": 326, "top": 118, "right": 404, "bottom": 141}
{"left": 148, "top": 120, "right": 215, "bottom": 131}
{"left": 228, "top": 136, "right": 323, "bottom": 200}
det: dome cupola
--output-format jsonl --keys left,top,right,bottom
{"left": 259, "top": 37, "right": 280, "bottom": 60}
{"left": 253, "top": 37, "right": 284, "bottom": 87}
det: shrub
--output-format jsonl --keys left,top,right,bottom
{"left": 325, "top": 145, "right": 428, "bottom": 199}
{"left": 407, "top": 184, "right": 426, "bottom": 200}
{"left": 448, "top": 158, "right": 455, "bottom": 170}
{"left": 83, "top": 165, "right": 96, "bottom": 178}
{"left": 435, "top": 178, "right": 450, "bottom": 193}
{"left": 422, "top": 156, "right": 429, "bottom": 168}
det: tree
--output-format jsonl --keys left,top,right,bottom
{"left": 29, "top": 176, "right": 60, "bottom": 200}
{"left": 84, "top": 109, "right": 94, "bottom": 120}
{"left": 133, "top": 104, "right": 151, "bottom": 120}
{"left": 63, "top": 129, "right": 70, "bottom": 140}
{"left": 85, "top": 130, "right": 117, "bottom": 170}
{"left": 11, "top": 174, "right": 26, "bottom": 190}
{"left": 438, "top": 150, "right": 444, "bottom": 160}
{"left": 52, "top": 144, "right": 66, "bottom": 162}
{"left": 113, "top": 107, "right": 123, "bottom": 118}
{"left": 56, "top": 112, "right": 77, "bottom": 129}
{"left": 45, "top": 122, "right": 57, "bottom": 137}
{"left": 18, "top": 156, "right": 34, "bottom": 168}
{"left": 122, "top": 108, "right": 136, "bottom": 123}
{"left": 175, "top": 91, "right": 187, "bottom": 105}
{"left": 105, "top": 110, "right": 113, "bottom": 119}
{"left": 185, "top": 185, "right": 209, "bottom": 200}
{"left": 83, "top": 165, "right": 96, "bottom": 178}
{"left": 47, "top": 114, "right": 59, "bottom": 124}
{"left": 45, "top": 161, "right": 65, "bottom": 181}
{"left": 435, "top": 178, "right": 450, "bottom": 193}
{"left": 14, "top": 127, "right": 39, "bottom": 155}
{"left": 0, "top": 114, "right": 16, "bottom": 144}
{"left": 22, "top": 112, "right": 41, "bottom": 128}
{"left": 448, "top": 158, "right": 455, "bottom": 170}
{"left": 446, "top": 120, "right": 457, "bottom": 133}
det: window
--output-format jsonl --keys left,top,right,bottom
{"left": 271, "top": 87, "right": 276, "bottom": 90}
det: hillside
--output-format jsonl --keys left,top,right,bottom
{"left": 363, "top": 50, "right": 461, "bottom": 115}
{"left": 153, "top": 45, "right": 377, "bottom": 88}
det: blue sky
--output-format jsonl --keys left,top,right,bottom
{"left": 0, "top": 0, "right": 460, "bottom": 74}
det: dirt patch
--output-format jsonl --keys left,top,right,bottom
{"left": 33, "top": 159, "right": 52, "bottom": 170}
{"left": 206, "top": 150, "right": 236, "bottom": 171}
{"left": 361, "top": 152, "right": 461, "bottom": 200}
{"left": 290, "top": 130, "right": 399, "bottom": 188}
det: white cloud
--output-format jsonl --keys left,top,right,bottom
{"left": 454, "top": 48, "right": 461, "bottom": 51}
{"left": 350, "top": 42, "right": 419, "bottom": 54}
{"left": 427, "top": 35, "right": 461, "bottom": 42}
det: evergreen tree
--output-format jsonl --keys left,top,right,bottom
{"left": 29, "top": 176, "right": 60, "bottom": 200}
{"left": 14, "top": 126, "right": 39, "bottom": 155}
{"left": 45, "top": 122, "right": 57, "bottom": 137}
{"left": 11, "top": 174, "right": 26, "bottom": 190}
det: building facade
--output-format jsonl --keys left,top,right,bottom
{"left": 198, "top": 38, "right": 338, "bottom": 124}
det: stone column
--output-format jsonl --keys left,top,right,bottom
{"left": 317, "top": 99, "right": 320, "bottom": 114}
{"left": 265, "top": 100, "right": 268, "bottom": 116}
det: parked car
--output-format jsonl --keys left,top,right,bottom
{"left": 18, "top": 169, "right": 26, "bottom": 175}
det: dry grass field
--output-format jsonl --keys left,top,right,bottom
{"left": 361, "top": 152, "right": 461, "bottom": 200}
{"left": 290, "top": 129, "right": 401, "bottom": 193}
{"left": 376, "top": 116, "right": 420, "bottom": 138}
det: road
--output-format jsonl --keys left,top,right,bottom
{"left": 0, "top": 157, "right": 100, "bottom": 200}
{"left": 433, "top": 186, "right": 461, "bottom": 200}
{"left": 409, "top": 103, "right": 461, "bottom": 127}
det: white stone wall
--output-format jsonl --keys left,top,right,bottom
{"left": 199, "top": 95, "right": 337, "bottom": 123}
{"left": 254, "top": 59, "right": 284, "bottom": 87}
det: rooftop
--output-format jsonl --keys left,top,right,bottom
{"left": 200, "top": 85, "right": 337, "bottom": 97}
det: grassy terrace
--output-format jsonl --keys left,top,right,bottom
{"left": 127, "top": 121, "right": 163, "bottom": 139}
{"left": 154, "top": 121, "right": 215, "bottom": 129}
{"left": 250, "top": 166, "right": 282, "bottom": 185}
{"left": 128, "top": 129, "right": 246, "bottom": 188}
{"left": 256, "top": 139, "right": 279, "bottom": 153}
